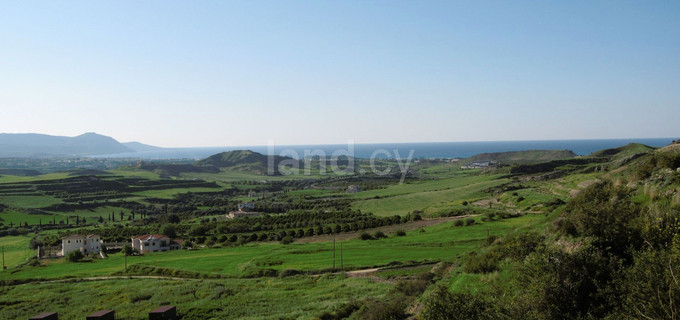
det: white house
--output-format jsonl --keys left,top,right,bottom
{"left": 131, "top": 234, "right": 181, "bottom": 253}
{"left": 61, "top": 234, "right": 102, "bottom": 256}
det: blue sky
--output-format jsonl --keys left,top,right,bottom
{"left": 1, "top": 1, "right": 678, "bottom": 147}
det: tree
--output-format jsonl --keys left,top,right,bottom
{"left": 161, "top": 224, "right": 177, "bottom": 239}
{"left": 122, "top": 244, "right": 134, "bottom": 256}
{"left": 98, "top": 216, "right": 104, "bottom": 224}
{"left": 119, "top": 211, "right": 124, "bottom": 221}
{"left": 168, "top": 214, "right": 180, "bottom": 224}
{"left": 66, "top": 250, "right": 85, "bottom": 262}
{"left": 182, "top": 240, "right": 194, "bottom": 249}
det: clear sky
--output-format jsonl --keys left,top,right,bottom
{"left": 1, "top": 1, "right": 678, "bottom": 147}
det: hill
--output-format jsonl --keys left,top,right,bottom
{"left": 196, "top": 150, "right": 300, "bottom": 175}
{"left": 464, "top": 149, "right": 577, "bottom": 164}
{"left": 121, "top": 141, "right": 165, "bottom": 152}
{"left": 0, "top": 132, "right": 134, "bottom": 157}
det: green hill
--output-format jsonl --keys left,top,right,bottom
{"left": 464, "top": 149, "right": 577, "bottom": 165}
{"left": 196, "top": 150, "right": 300, "bottom": 175}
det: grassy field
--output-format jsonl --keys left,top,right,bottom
{"left": 133, "top": 187, "right": 224, "bottom": 199}
{"left": 0, "top": 235, "right": 33, "bottom": 268}
{"left": 352, "top": 175, "right": 510, "bottom": 216}
{"left": 0, "top": 194, "right": 64, "bottom": 209}
{"left": 0, "top": 214, "right": 546, "bottom": 281}
{"left": 0, "top": 275, "right": 389, "bottom": 319}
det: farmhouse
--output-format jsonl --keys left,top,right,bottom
{"left": 61, "top": 234, "right": 102, "bottom": 256}
{"left": 131, "top": 234, "right": 182, "bottom": 253}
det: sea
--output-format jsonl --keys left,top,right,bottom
{"left": 95, "top": 138, "right": 676, "bottom": 160}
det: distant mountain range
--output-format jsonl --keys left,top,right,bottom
{"left": 0, "top": 132, "right": 162, "bottom": 157}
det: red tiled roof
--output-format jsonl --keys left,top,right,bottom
{"left": 132, "top": 234, "right": 171, "bottom": 241}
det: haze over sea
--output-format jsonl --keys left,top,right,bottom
{"left": 97, "top": 138, "right": 675, "bottom": 160}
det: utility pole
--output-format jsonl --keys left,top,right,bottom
{"left": 332, "top": 235, "right": 336, "bottom": 271}
{"left": 340, "top": 242, "right": 344, "bottom": 272}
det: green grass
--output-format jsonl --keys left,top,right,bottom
{"left": 0, "top": 275, "right": 389, "bottom": 319}
{"left": 0, "top": 195, "right": 63, "bottom": 209}
{"left": 0, "top": 172, "right": 72, "bottom": 184}
{"left": 0, "top": 235, "right": 33, "bottom": 268}
{"left": 133, "top": 187, "right": 224, "bottom": 199}
{"left": 352, "top": 175, "right": 509, "bottom": 216}
{"left": 0, "top": 214, "right": 545, "bottom": 281}
{"left": 181, "top": 169, "right": 327, "bottom": 183}
{"left": 0, "top": 210, "right": 56, "bottom": 226}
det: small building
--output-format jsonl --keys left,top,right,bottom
{"left": 29, "top": 312, "right": 58, "bottom": 320}
{"left": 86, "top": 310, "right": 115, "bottom": 320}
{"left": 61, "top": 234, "right": 102, "bottom": 256}
{"left": 131, "top": 234, "right": 182, "bottom": 254}
{"left": 149, "top": 306, "right": 177, "bottom": 320}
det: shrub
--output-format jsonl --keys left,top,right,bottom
{"left": 453, "top": 219, "right": 464, "bottom": 227}
{"left": 279, "top": 269, "right": 303, "bottom": 278}
{"left": 422, "top": 286, "right": 497, "bottom": 320}
{"left": 464, "top": 218, "right": 475, "bottom": 226}
{"left": 358, "top": 296, "right": 409, "bottom": 320}
{"left": 204, "top": 239, "right": 215, "bottom": 247}
{"left": 182, "top": 241, "right": 194, "bottom": 249}
{"left": 160, "top": 224, "right": 177, "bottom": 238}
{"left": 66, "top": 250, "right": 85, "bottom": 262}
{"left": 374, "top": 231, "right": 387, "bottom": 239}
{"left": 129, "top": 293, "right": 152, "bottom": 303}
{"left": 394, "top": 279, "right": 429, "bottom": 297}
{"left": 395, "top": 230, "right": 406, "bottom": 237}
{"left": 463, "top": 252, "right": 500, "bottom": 274}
{"left": 29, "top": 237, "right": 43, "bottom": 250}
{"left": 280, "top": 236, "right": 294, "bottom": 244}
{"left": 359, "top": 232, "right": 374, "bottom": 240}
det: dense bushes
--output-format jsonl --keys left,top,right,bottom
{"left": 422, "top": 286, "right": 500, "bottom": 320}
{"left": 66, "top": 250, "right": 84, "bottom": 262}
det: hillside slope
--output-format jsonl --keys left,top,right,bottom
{"left": 0, "top": 132, "right": 134, "bottom": 157}
{"left": 196, "top": 150, "right": 299, "bottom": 175}
{"left": 464, "top": 149, "right": 577, "bottom": 164}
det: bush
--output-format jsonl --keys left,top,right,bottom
{"left": 189, "top": 225, "right": 209, "bottom": 236}
{"left": 280, "top": 236, "right": 294, "bottom": 244}
{"left": 279, "top": 269, "right": 303, "bottom": 278}
{"left": 395, "top": 230, "right": 406, "bottom": 237}
{"left": 394, "top": 279, "right": 429, "bottom": 297}
{"left": 359, "top": 232, "right": 374, "bottom": 240}
{"left": 463, "top": 251, "right": 500, "bottom": 274}
{"left": 182, "top": 240, "right": 194, "bottom": 249}
{"left": 204, "top": 239, "right": 215, "bottom": 247}
{"left": 160, "top": 224, "right": 177, "bottom": 238}
{"left": 66, "top": 250, "right": 85, "bottom": 262}
{"left": 29, "top": 237, "right": 43, "bottom": 250}
{"left": 422, "top": 286, "right": 498, "bottom": 320}
{"left": 464, "top": 218, "right": 475, "bottom": 226}
{"left": 453, "top": 219, "right": 464, "bottom": 227}
{"left": 374, "top": 231, "right": 387, "bottom": 239}
{"left": 358, "top": 296, "right": 409, "bottom": 320}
